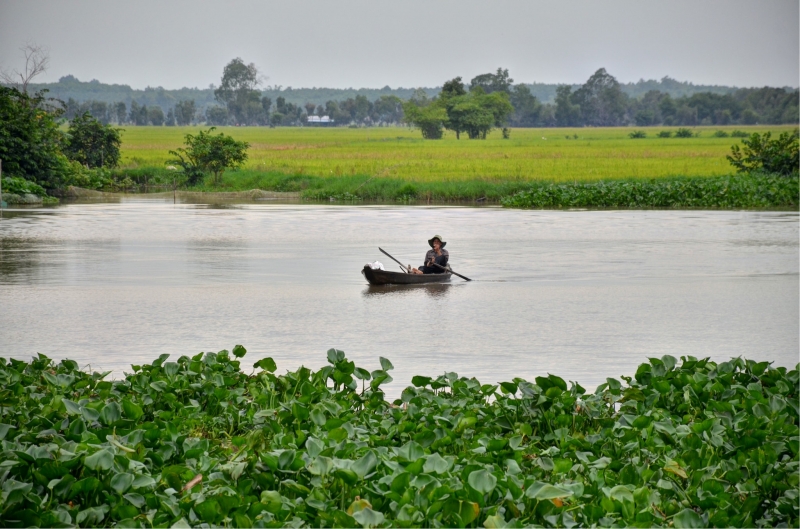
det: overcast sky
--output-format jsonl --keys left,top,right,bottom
{"left": 1, "top": 0, "right": 797, "bottom": 90}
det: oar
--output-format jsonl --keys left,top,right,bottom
{"left": 431, "top": 262, "right": 472, "bottom": 281}
{"left": 378, "top": 247, "right": 410, "bottom": 273}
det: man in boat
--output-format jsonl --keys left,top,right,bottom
{"left": 410, "top": 235, "right": 449, "bottom": 274}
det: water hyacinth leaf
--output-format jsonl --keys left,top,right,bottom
{"left": 254, "top": 357, "right": 277, "bottom": 372}
{"left": 664, "top": 459, "right": 688, "bottom": 479}
{"left": 484, "top": 513, "right": 507, "bottom": 528}
{"left": 232, "top": 344, "right": 247, "bottom": 358}
{"left": 379, "top": 357, "right": 394, "bottom": 372}
{"left": 335, "top": 468, "right": 359, "bottom": 486}
{"left": 84, "top": 449, "right": 114, "bottom": 471}
{"left": 412, "top": 375, "right": 431, "bottom": 387}
{"left": 353, "top": 367, "right": 371, "bottom": 380}
{"left": 352, "top": 451, "right": 378, "bottom": 479}
{"left": 500, "top": 382, "right": 517, "bottom": 395}
{"left": 100, "top": 401, "right": 122, "bottom": 425}
{"left": 609, "top": 485, "right": 634, "bottom": 503}
{"left": 468, "top": 469, "right": 497, "bottom": 494}
{"left": 76, "top": 505, "right": 109, "bottom": 525}
{"left": 62, "top": 399, "right": 82, "bottom": 416}
{"left": 149, "top": 380, "right": 168, "bottom": 392}
{"left": 526, "top": 482, "right": 574, "bottom": 500}
{"left": 424, "top": 453, "right": 452, "bottom": 474}
{"left": 307, "top": 456, "right": 333, "bottom": 476}
{"left": 131, "top": 475, "right": 156, "bottom": 489}
{"left": 352, "top": 507, "right": 385, "bottom": 528}
{"left": 674, "top": 508, "right": 704, "bottom": 528}
{"left": 121, "top": 399, "right": 144, "bottom": 420}
{"left": 110, "top": 472, "right": 135, "bottom": 494}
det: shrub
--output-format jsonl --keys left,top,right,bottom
{"left": 731, "top": 130, "right": 749, "bottom": 138}
{"left": 628, "top": 130, "right": 646, "bottom": 139}
{"left": 727, "top": 129, "right": 799, "bottom": 176}
{"left": 64, "top": 112, "right": 122, "bottom": 169}
{"left": 1, "top": 176, "right": 48, "bottom": 196}
{"left": 674, "top": 128, "right": 694, "bottom": 138}
{"left": 713, "top": 130, "right": 729, "bottom": 137}
{"left": 657, "top": 130, "right": 672, "bottom": 138}
{"left": 167, "top": 127, "right": 249, "bottom": 186}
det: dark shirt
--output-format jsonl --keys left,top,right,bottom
{"left": 423, "top": 249, "right": 449, "bottom": 269}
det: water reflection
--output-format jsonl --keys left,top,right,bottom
{"left": 362, "top": 283, "right": 454, "bottom": 298}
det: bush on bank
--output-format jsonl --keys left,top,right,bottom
{"left": 0, "top": 349, "right": 797, "bottom": 528}
{"left": 501, "top": 174, "right": 799, "bottom": 210}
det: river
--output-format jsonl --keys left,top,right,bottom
{"left": 1, "top": 198, "right": 797, "bottom": 395}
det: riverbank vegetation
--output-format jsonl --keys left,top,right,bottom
{"left": 1, "top": 349, "right": 797, "bottom": 527}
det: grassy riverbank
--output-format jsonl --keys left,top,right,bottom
{"left": 103, "top": 125, "right": 800, "bottom": 207}
{"left": 1, "top": 349, "right": 797, "bottom": 527}
{"left": 119, "top": 125, "right": 795, "bottom": 182}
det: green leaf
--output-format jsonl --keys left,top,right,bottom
{"left": 100, "top": 401, "right": 122, "bottom": 425}
{"left": 63, "top": 399, "right": 82, "bottom": 415}
{"left": 132, "top": 475, "right": 156, "bottom": 489}
{"left": 122, "top": 399, "right": 144, "bottom": 421}
{"left": 412, "top": 375, "right": 431, "bottom": 387}
{"left": 334, "top": 468, "right": 359, "bottom": 486}
{"left": 525, "top": 482, "right": 573, "bottom": 500}
{"left": 674, "top": 508, "right": 704, "bottom": 528}
{"left": 468, "top": 469, "right": 497, "bottom": 494}
{"left": 110, "top": 473, "right": 134, "bottom": 494}
{"left": 254, "top": 357, "right": 277, "bottom": 372}
{"left": 232, "top": 344, "right": 247, "bottom": 358}
{"left": 352, "top": 451, "right": 378, "bottom": 479}
{"left": 123, "top": 492, "right": 146, "bottom": 508}
{"left": 352, "top": 507, "right": 385, "bottom": 528}
{"left": 609, "top": 485, "right": 634, "bottom": 503}
{"left": 424, "top": 453, "right": 452, "bottom": 474}
{"left": 84, "top": 449, "right": 114, "bottom": 471}
{"left": 379, "top": 357, "right": 394, "bottom": 371}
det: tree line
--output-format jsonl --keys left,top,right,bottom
{"left": 57, "top": 64, "right": 797, "bottom": 131}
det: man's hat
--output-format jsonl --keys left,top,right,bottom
{"left": 428, "top": 235, "right": 446, "bottom": 248}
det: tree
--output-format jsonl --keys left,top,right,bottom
{"left": 555, "top": 85, "right": 581, "bottom": 127}
{"left": 64, "top": 112, "right": 122, "bottom": 169}
{"left": 727, "top": 130, "right": 799, "bottom": 176}
{"left": 304, "top": 102, "right": 317, "bottom": 117}
{"left": 214, "top": 58, "right": 264, "bottom": 125}
{"left": 509, "top": 84, "right": 542, "bottom": 127}
{"left": 402, "top": 101, "right": 446, "bottom": 139}
{"left": 148, "top": 106, "right": 165, "bottom": 126}
{"left": 165, "top": 108, "right": 176, "bottom": 126}
{"left": 0, "top": 86, "right": 71, "bottom": 190}
{"left": 167, "top": 127, "right": 249, "bottom": 186}
{"left": 205, "top": 105, "right": 229, "bottom": 126}
{"left": 373, "top": 95, "right": 403, "bottom": 124}
{"left": 571, "top": 68, "right": 627, "bottom": 126}
{"left": 470, "top": 68, "right": 513, "bottom": 94}
{"left": 114, "top": 102, "right": 127, "bottom": 124}
{"left": 1, "top": 44, "right": 49, "bottom": 93}
{"left": 174, "top": 100, "right": 196, "bottom": 126}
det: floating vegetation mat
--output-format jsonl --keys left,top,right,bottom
{"left": 1, "top": 349, "right": 797, "bottom": 527}
{"left": 501, "top": 174, "right": 799, "bottom": 210}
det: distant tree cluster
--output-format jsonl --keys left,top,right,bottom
{"left": 29, "top": 60, "right": 798, "bottom": 130}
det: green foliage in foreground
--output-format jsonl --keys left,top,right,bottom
{"left": 501, "top": 174, "right": 799, "bottom": 210}
{"left": 1, "top": 350, "right": 798, "bottom": 528}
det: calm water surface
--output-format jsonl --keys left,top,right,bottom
{"left": 1, "top": 199, "right": 797, "bottom": 395}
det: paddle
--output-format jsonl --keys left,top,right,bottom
{"left": 378, "top": 247, "right": 410, "bottom": 273}
{"left": 431, "top": 262, "right": 472, "bottom": 281}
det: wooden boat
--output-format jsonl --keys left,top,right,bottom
{"left": 362, "top": 265, "right": 452, "bottom": 285}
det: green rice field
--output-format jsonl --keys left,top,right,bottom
{"left": 119, "top": 125, "right": 796, "bottom": 184}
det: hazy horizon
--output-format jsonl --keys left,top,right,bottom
{"left": 1, "top": 0, "right": 798, "bottom": 91}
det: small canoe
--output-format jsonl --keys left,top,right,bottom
{"left": 362, "top": 265, "right": 451, "bottom": 285}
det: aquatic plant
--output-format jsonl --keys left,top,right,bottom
{"left": 501, "top": 173, "right": 799, "bottom": 210}
{"left": 0, "top": 349, "right": 796, "bottom": 527}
